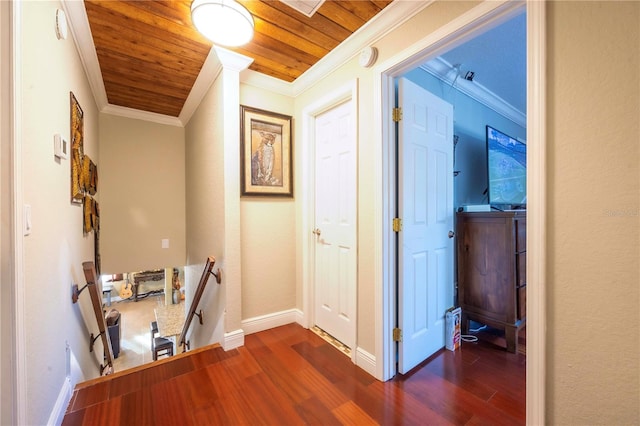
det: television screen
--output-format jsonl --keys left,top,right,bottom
{"left": 486, "top": 125, "right": 527, "bottom": 207}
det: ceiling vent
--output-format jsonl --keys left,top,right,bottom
{"left": 279, "top": 0, "right": 326, "bottom": 17}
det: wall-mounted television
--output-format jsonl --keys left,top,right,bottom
{"left": 486, "top": 125, "right": 527, "bottom": 209}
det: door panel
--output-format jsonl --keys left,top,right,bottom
{"left": 398, "top": 77, "right": 454, "bottom": 374}
{"left": 314, "top": 100, "right": 356, "bottom": 349}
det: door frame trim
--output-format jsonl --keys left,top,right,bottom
{"left": 4, "top": 1, "right": 27, "bottom": 423}
{"left": 301, "top": 80, "right": 359, "bottom": 362}
{"left": 373, "top": 0, "right": 546, "bottom": 424}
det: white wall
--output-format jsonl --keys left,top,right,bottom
{"left": 20, "top": 1, "right": 102, "bottom": 424}
{"left": 99, "top": 114, "right": 186, "bottom": 274}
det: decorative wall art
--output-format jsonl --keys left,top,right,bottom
{"left": 240, "top": 105, "right": 293, "bottom": 197}
{"left": 70, "top": 92, "right": 84, "bottom": 204}
{"left": 70, "top": 91, "right": 101, "bottom": 273}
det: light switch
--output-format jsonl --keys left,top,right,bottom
{"left": 24, "top": 204, "right": 32, "bottom": 236}
{"left": 54, "top": 133, "right": 68, "bottom": 159}
{"left": 161, "top": 239, "right": 169, "bottom": 249}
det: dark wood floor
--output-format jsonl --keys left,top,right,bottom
{"left": 63, "top": 323, "right": 525, "bottom": 425}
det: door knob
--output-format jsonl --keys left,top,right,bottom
{"left": 312, "top": 228, "right": 321, "bottom": 236}
{"left": 448, "top": 230, "right": 455, "bottom": 238}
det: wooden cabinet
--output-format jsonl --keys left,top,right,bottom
{"left": 456, "top": 211, "right": 526, "bottom": 352}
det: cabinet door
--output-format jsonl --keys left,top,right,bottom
{"left": 457, "top": 215, "right": 514, "bottom": 323}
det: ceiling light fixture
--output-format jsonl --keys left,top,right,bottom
{"left": 191, "top": 0, "right": 254, "bottom": 47}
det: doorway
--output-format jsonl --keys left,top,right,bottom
{"left": 395, "top": 77, "right": 455, "bottom": 374}
{"left": 375, "top": 1, "right": 546, "bottom": 422}
{"left": 302, "top": 81, "right": 359, "bottom": 361}
{"left": 313, "top": 99, "right": 357, "bottom": 351}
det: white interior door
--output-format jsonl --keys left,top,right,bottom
{"left": 314, "top": 100, "right": 356, "bottom": 349}
{"left": 397, "top": 77, "right": 454, "bottom": 374}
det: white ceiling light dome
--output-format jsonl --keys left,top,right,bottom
{"left": 191, "top": 0, "right": 254, "bottom": 47}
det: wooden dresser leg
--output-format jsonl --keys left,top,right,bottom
{"left": 461, "top": 312, "right": 470, "bottom": 334}
{"left": 505, "top": 326, "right": 517, "bottom": 353}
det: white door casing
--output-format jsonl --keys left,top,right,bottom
{"left": 314, "top": 99, "right": 357, "bottom": 350}
{"left": 397, "top": 77, "right": 454, "bottom": 374}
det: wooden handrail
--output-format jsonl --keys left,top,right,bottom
{"left": 71, "top": 261, "right": 115, "bottom": 375}
{"left": 178, "top": 256, "right": 221, "bottom": 352}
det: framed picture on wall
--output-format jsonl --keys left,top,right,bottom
{"left": 240, "top": 105, "right": 293, "bottom": 197}
{"left": 70, "top": 92, "right": 84, "bottom": 204}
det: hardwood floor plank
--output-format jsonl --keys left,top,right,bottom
{"left": 488, "top": 389, "right": 526, "bottom": 422}
{"left": 293, "top": 367, "right": 350, "bottom": 410}
{"left": 219, "top": 347, "right": 262, "bottom": 380}
{"left": 254, "top": 352, "right": 314, "bottom": 404}
{"left": 63, "top": 324, "right": 525, "bottom": 426}
{"left": 419, "top": 349, "right": 501, "bottom": 401}
{"left": 61, "top": 409, "right": 85, "bottom": 426}
{"left": 119, "top": 388, "right": 155, "bottom": 426}
{"left": 77, "top": 395, "right": 121, "bottom": 426}
{"left": 241, "top": 372, "right": 307, "bottom": 424}
{"left": 292, "top": 340, "right": 355, "bottom": 383}
{"left": 332, "top": 400, "right": 378, "bottom": 425}
{"left": 149, "top": 377, "right": 194, "bottom": 425}
{"left": 364, "top": 379, "right": 454, "bottom": 425}
{"left": 68, "top": 381, "right": 110, "bottom": 412}
{"left": 295, "top": 396, "right": 342, "bottom": 425}
{"left": 174, "top": 368, "right": 220, "bottom": 410}
{"left": 108, "top": 370, "right": 142, "bottom": 399}
{"left": 212, "top": 389, "right": 268, "bottom": 425}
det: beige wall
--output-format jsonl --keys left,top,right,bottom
{"left": 0, "top": 2, "right": 15, "bottom": 424}
{"left": 546, "top": 1, "right": 639, "bottom": 424}
{"left": 9, "top": 0, "right": 640, "bottom": 424}
{"left": 239, "top": 85, "right": 296, "bottom": 320}
{"left": 20, "top": 1, "right": 101, "bottom": 424}
{"left": 184, "top": 72, "right": 227, "bottom": 346}
{"left": 99, "top": 114, "right": 186, "bottom": 273}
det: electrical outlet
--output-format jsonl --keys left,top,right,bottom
{"left": 161, "top": 239, "right": 169, "bottom": 249}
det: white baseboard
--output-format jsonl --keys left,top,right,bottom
{"left": 222, "top": 329, "right": 244, "bottom": 351}
{"left": 241, "top": 309, "right": 304, "bottom": 335}
{"left": 47, "top": 378, "right": 72, "bottom": 426}
{"left": 355, "top": 347, "right": 377, "bottom": 378}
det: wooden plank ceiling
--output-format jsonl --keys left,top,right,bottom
{"left": 84, "top": 0, "right": 393, "bottom": 117}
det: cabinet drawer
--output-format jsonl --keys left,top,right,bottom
{"left": 517, "top": 286, "right": 526, "bottom": 320}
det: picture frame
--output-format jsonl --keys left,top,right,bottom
{"left": 70, "top": 92, "right": 84, "bottom": 204}
{"left": 240, "top": 105, "right": 293, "bottom": 197}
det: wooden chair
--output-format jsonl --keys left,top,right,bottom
{"left": 152, "top": 337, "right": 173, "bottom": 360}
{"left": 150, "top": 321, "right": 158, "bottom": 349}
{"left": 150, "top": 321, "right": 173, "bottom": 360}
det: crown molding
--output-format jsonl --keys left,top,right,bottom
{"left": 101, "top": 104, "right": 184, "bottom": 127}
{"left": 61, "top": 0, "right": 107, "bottom": 111}
{"left": 179, "top": 48, "right": 223, "bottom": 126}
{"left": 420, "top": 57, "right": 526, "bottom": 128}
{"left": 240, "top": 68, "right": 295, "bottom": 97}
{"left": 290, "top": 0, "right": 432, "bottom": 97}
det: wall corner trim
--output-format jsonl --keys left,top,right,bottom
{"left": 222, "top": 329, "right": 245, "bottom": 351}
{"left": 355, "top": 347, "right": 377, "bottom": 378}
